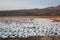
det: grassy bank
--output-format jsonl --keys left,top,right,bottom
{"left": 0, "top": 36, "right": 60, "bottom": 40}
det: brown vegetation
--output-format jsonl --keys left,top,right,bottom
{"left": 0, "top": 16, "right": 60, "bottom": 22}
{"left": 0, "top": 36, "right": 60, "bottom": 40}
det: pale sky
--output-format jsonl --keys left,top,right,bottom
{"left": 0, "top": 0, "right": 60, "bottom": 10}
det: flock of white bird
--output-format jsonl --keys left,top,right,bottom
{"left": 0, "top": 18, "right": 60, "bottom": 38}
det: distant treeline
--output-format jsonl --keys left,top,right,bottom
{"left": 0, "top": 5, "right": 60, "bottom": 16}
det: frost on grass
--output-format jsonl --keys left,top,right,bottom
{"left": 0, "top": 18, "right": 60, "bottom": 38}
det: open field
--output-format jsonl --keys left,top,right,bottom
{"left": 0, "top": 16, "right": 60, "bottom": 40}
